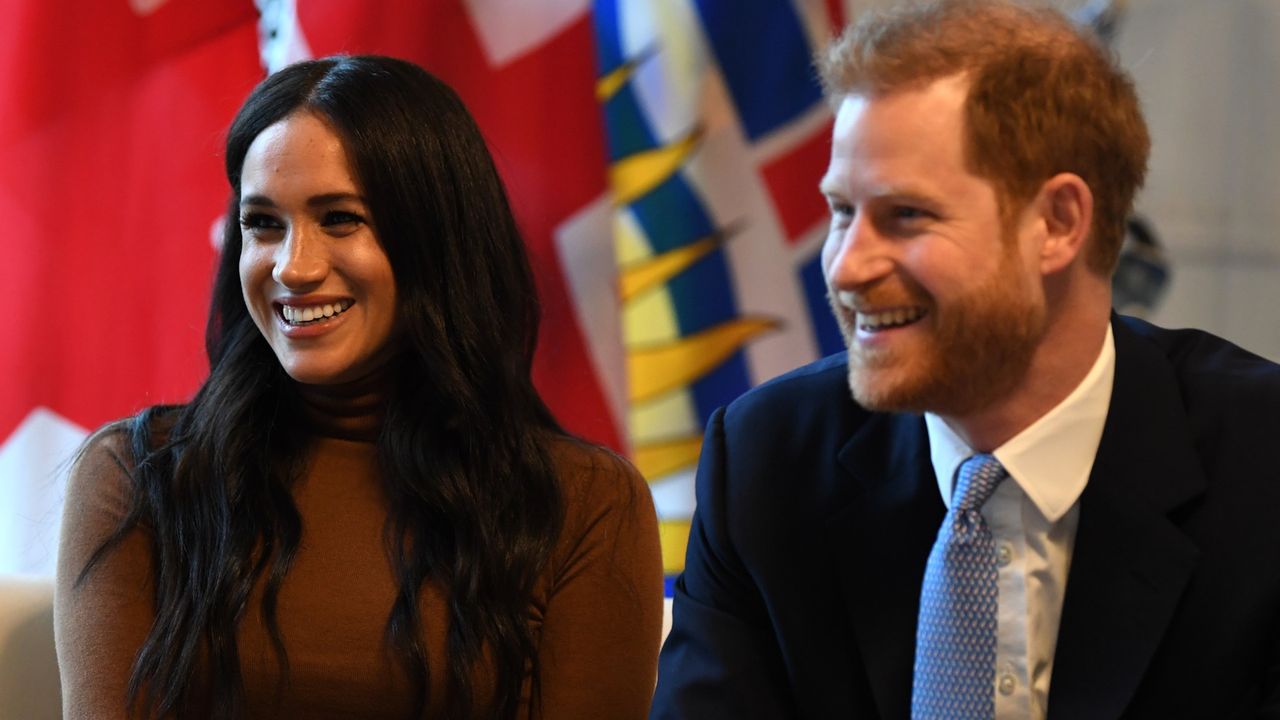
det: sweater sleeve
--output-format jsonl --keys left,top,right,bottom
{"left": 54, "top": 430, "right": 155, "bottom": 720}
{"left": 534, "top": 443, "right": 664, "bottom": 720}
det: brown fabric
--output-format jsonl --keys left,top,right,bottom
{"left": 54, "top": 424, "right": 662, "bottom": 719}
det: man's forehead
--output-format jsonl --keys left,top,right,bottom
{"left": 820, "top": 81, "right": 1005, "bottom": 213}
{"left": 831, "top": 94, "right": 869, "bottom": 139}
{"left": 833, "top": 73, "right": 972, "bottom": 120}
{"left": 826, "top": 76, "right": 971, "bottom": 167}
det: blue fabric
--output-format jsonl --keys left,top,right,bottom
{"left": 912, "top": 454, "right": 1007, "bottom": 718}
{"left": 692, "top": 0, "right": 823, "bottom": 141}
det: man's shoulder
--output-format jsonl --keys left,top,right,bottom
{"left": 713, "top": 352, "right": 884, "bottom": 477}
{"left": 1116, "top": 316, "right": 1280, "bottom": 463}
{"left": 724, "top": 352, "right": 860, "bottom": 424}
{"left": 1118, "top": 315, "right": 1280, "bottom": 407}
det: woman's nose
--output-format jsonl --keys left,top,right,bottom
{"left": 271, "top": 226, "right": 328, "bottom": 289}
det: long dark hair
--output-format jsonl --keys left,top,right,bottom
{"left": 80, "top": 55, "right": 565, "bottom": 719}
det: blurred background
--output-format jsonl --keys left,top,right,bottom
{"left": 2, "top": 0, "right": 1277, "bottom": 589}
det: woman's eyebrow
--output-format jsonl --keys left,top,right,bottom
{"left": 239, "top": 192, "right": 367, "bottom": 208}
{"left": 240, "top": 193, "right": 275, "bottom": 208}
{"left": 306, "top": 192, "right": 366, "bottom": 207}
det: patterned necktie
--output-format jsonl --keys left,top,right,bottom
{"left": 911, "top": 453, "right": 1009, "bottom": 719}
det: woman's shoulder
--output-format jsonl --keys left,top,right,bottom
{"left": 536, "top": 434, "right": 661, "bottom": 621}
{"left": 543, "top": 434, "right": 656, "bottom": 540}
{"left": 76, "top": 406, "right": 178, "bottom": 466}
{"left": 60, "top": 425, "right": 142, "bottom": 562}
{"left": 545, "top": 435, "right": 645, "bottom": 501}
{"left": 72, "top": 422, "right": 136, "bottom": 485}
{"left": 66, "top": 407, "right": 180, "bottom": 517}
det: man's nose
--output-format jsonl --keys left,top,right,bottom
{"left": 826, "top": 216, "right": 894, "bottom": 290}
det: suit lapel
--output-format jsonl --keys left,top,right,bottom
{"left": 1047, "top": 318, "right": 1206, "bottom": 719}
{"left": 825, "top": 412, "right": 942, "bottom": 719}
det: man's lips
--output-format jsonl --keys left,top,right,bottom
{"left": 856, "top": 306, "right": 928, "bottom": 332}
{"left": 832, "top": 289, "right": 930, "bottom": 334}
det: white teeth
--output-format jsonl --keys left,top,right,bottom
{"left": 282, "top": 300, "right": 352, "bottom": 326}
{"left": 858, "top": 307, "right": 925, "bottom": 331}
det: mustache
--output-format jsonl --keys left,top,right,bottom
{"left": 828, "top": 287, "right": 930, "bottom": 313}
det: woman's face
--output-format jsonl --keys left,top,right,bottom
{"left": 238, "top": 111, "right": 398, "bottom": 386}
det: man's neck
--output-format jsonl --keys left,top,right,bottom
{"left": 941, "top": 299, "right": 1111, "bottom": 452}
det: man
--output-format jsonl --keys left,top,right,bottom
{"left": 651, "top": 1, "right": 1280, "bottom": 718}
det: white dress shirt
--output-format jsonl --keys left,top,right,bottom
{"left": 924, "top": 325, "right": 1115, "bottom": 720}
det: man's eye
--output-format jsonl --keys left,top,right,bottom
{"left": 826, "top": 199, "right": 855, "bottom": 226}
{"left": 891, "top": 206, "right": 931, "bottom": 221}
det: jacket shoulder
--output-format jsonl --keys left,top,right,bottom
{"left": 1119, "top": 316, "right": 1280, "bottom": 405}
{"left": 722, "top": 352, "right": 867, "bottom": 439}
{"left": 1117, "top": 316, "right": 1280, "bottom": 457}
{"left": 706, "top": 353, "right": 880, "bottom": 519}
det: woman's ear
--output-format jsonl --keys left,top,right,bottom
{"left": 1036, "top": 172, "right": 1094, "bottom": 275}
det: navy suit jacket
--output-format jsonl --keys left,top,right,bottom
{"left": 652, "top": 316, "right": 1280, "bottom": 719}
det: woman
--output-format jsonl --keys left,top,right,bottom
{"left": 55, "top": 55, "right": 663, "bottom": 720}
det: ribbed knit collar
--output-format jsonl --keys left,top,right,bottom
{"left": 296, "top": 368, "right": 389, "bottom": 443}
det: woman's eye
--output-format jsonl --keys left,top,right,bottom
{"left": 323, "top": 210, "right": 365, "bottom": 228}
{"left": 240, "top": 213, "right": 283, "bottom": 233}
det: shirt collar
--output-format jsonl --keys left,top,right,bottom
{"left": 925, "top": 323, "right": 1115, "bottom": 522}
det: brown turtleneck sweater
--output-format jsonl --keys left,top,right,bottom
{"left": 54, "top": 384, "right": 663, "bottom": 719}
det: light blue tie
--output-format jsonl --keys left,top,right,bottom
{"left": 911, "top": 453, "right": 1008, "bottom": 719}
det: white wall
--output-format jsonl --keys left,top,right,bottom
{"left": 1118, "top": 0, "right": 1280, "bottom": 361}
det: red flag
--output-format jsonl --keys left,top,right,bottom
{"left": 0, "top": 0, "right": 263, "bottom": 439}
{"left": 0, "top": 0, "right": 263, "bottom": 573}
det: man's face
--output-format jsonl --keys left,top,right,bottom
{"left": 819, "top": 76, "right": 1047, "bottom": 417}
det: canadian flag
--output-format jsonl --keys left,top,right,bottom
{"left": 0, "top": 0, "right": 264, "bottom": 574}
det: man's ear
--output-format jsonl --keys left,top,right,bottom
{"left": 1035, "top": 173, "right": 1093, "bottom": 275}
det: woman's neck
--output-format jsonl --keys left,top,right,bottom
{"left": 296, "top": 368, "right": 390, "bottom": 442}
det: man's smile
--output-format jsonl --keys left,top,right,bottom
{"left": 856, "top": 306, "right": 928, "bottom": 332}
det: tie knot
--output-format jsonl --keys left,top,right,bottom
{"left": 953, "top": 453, "right": 1007, "bottom": 512}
